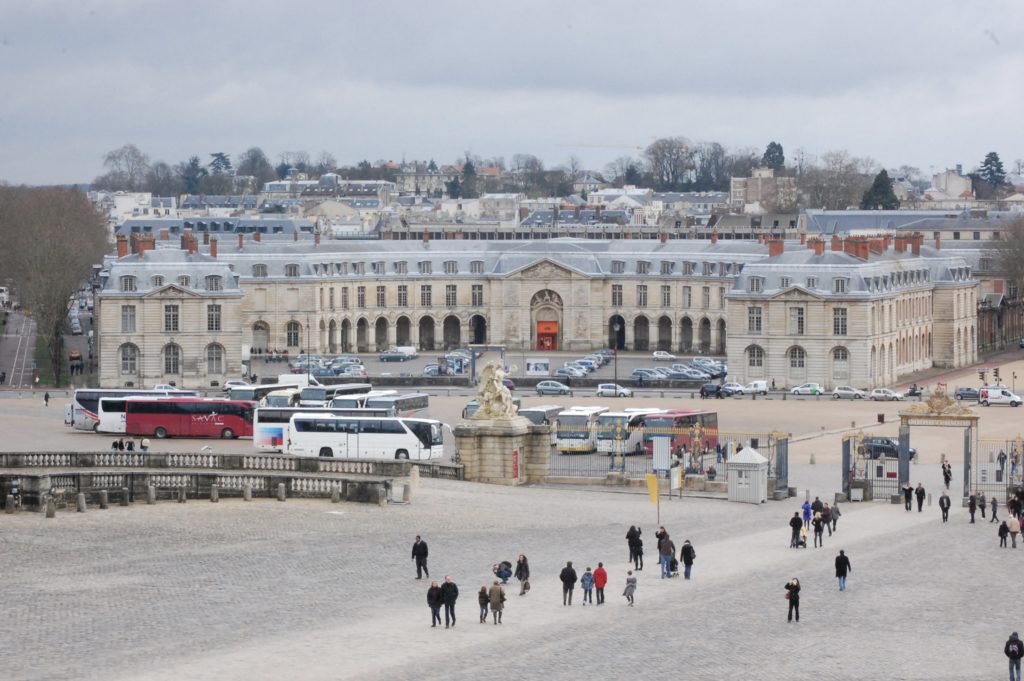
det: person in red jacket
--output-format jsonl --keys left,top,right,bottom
{"left": 593, "top": 562, "right": 608, "bottom": 605}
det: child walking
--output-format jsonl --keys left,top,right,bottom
{"left": 581, "top": 567, "right": 595, "bottom": 605}
{"left": 623, "top": 570, "right": 637, "bottom": 606}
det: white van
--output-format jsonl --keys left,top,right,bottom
{"left": 979, "top": 386, "right": 1022, "bottom": 407}
{"left": 391, "top": 346, "right": 419, "bottom": 359}
{"left": 742, "top": 380, "right": 769, "bottom": 395}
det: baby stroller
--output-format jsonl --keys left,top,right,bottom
{"left": 493, "top": 561, "right": 513, "bottom": 584}
{"left": 669, "top": 556, "right": 680, "bottom": 577}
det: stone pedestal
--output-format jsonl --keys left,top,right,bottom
{"left": 455, "top": 416, "right": 547, "bottom": 485}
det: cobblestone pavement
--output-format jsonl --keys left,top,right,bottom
{"left": 0, "top": 475, "right": 1016, "bottom": 681}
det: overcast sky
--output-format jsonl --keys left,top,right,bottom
{"left": 1, "top": 0, "right": 1023, "bottom": 185}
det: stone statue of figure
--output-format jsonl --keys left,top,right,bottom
{"left": 474, "top": 362, "right": 516, "bottom": 419}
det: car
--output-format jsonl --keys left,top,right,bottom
{"left": 575, "top": 359, "right": 598, "bottom": 372}
{"left": 790, "top": 383, "right": 824, "bottom": 396}
{"left": 502, "top": 378, "right": 516, "bottom": 391}
{"left": 221, "top": 379, "right": 250, "bottom": 393}
{"left": 742, "top": 380, "right": 769, "bottom": 395}
{"left": 979, "top": 387, "right": 1022, "bottom": 407}
{"left": 861, "top": 436, "right": 917, "bottom": 460}
{"left": 379, "top": 350, "right": 410, "bottom": 362}
{"left": 652, "top": 351, "right": 676, "bottom": 361}
{"left": 832, "top": 385, "right": 866, "bottom": 400}
{"left": 700, "top": 383, "right": 723, "bottom": 399}
{"left": 662, "top": 371, "right": 690, "bottom": 380}
{"left": 536, "top": 380, "right": 573, "bottom": 396}
{"left": 311, "top": 367, "right": 336, "bottom": 378}
{"left": 869, "top": 388, "right": 904, "bottom": 401}
{"left": 631, "top": 368, "right": 659, "bottom": 380}
{"left": 954, "top": 387, "right": 979, "bottom": 401}
{"left": 564, "top": 361, "right": 593, "bottom": 374}
{"left": 597, "top": 383, "right": 633, "bottom": 397}
{"left": 151, "top": 383, "right": 181, "bottom": 391}
{"left": 555, "top": 367, "right": 586, "bottom": 378}
{"left": 421, "top": 364, "right": 440, "bottom": 377}
{"left": 340, "top": 366, "right": 368, "bottom": 377}
{"left": 721, "top": 382, "right": 744, "bottom": 396}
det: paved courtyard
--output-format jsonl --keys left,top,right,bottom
{"left": 0, "top": 474, "right": 1016, "bottom": 681}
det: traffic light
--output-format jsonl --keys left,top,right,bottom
{"left": 994, "top": 368, "right": 1001, "bottom": 382}
{"left": 979, "top": 370, "right": 987, "bottom": 382}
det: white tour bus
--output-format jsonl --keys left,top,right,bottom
{"left": 595, "top": 409, "right": 663, "bottom": 456}
{"left": 285, "top": 414, "right": 445, "bottom": 460}
{"left": 555, "top": 406, "right": 609, "bottom": 454}
{"left": 517, "top": 405, "right": 563, "bottom": 447}
{"left": 329, "top": 389, "right": 398, "bottom": 409}
{"left": 262, "top": 388, "right": 302, "bottom": 408}
{"left": 253, "top": 406, "right": 390, "bottom": 452}
{"left": 297, "top": 383, "right": 373, "bottom": 408}
{"left": 65, "top": 388, "right": 197, "bottom": 431}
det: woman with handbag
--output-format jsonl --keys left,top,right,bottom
{"left": 515, "top": 555, "right": 530, "bottom": 595}
{"left": 785, "top": 578, "right": 801, "bottom": 622}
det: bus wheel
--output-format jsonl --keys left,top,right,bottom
{"left": 319, "top": 447, "right": 333, "bottom": 458}
{"left": 221, "top": 428, "right": 235, "bottom": 439}
{"left": 92, "top": 422, "right": 100, "bottom": 433}
{"left": 396, "top": 449, "right": 409, "bottom": 460}
{"left": 154, "top": 427, "right": 168, "bottom": 439}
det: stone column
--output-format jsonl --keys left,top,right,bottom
{"left": 624, "top": 322, "right": 635, "bottom": 350}
{"left": 387, "top": 323, "right": 397, "bottom": 348}
{"left": 454, "top": 416, "right": 532, "bottom": 486}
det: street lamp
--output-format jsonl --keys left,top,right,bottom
{"left": 613, "top": 322, "right": 621, "bottom": 394}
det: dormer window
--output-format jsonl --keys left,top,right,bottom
{"left": 395, "top": 262, "right": 408, "bottom": 275}
{"left": 636, "top": 261, "right": 650, "bottom": 275}
{"left": 418, "top": 261, "right": 432, "bottom": 275}
{"left": 833, "top": 278, "right": 848, "bottom": 294}
{"left": 660, "top": 261, "right": 675, "bottom": 275}
{"left": 749, "top": 277, "right": 763, "bottom": 293}
{"left": 120, "top": 276, "right": 137, "bottom": 292}
{"left": 611, "top": 261, "right": 625, "bottom": 274}
{"left": 444, "top": 261, "right": 458, "bottom": 274}
{"left": 205, "top": 275, "right": 222, "bottom": 292}
{"left": 285, "top": 264, "right": 300, "bottom": 277}
{"left": 151, "top": 276, "right": 164, "bottom": 287}
{"left": 806, "top": 277, "right": 817, "bottom": 289}
{"left": 178, "top": 275, "right": 190, "bottom": 287}
{"left": 371, "top": 261, "right": 385, "bottom": 275}
{"left": 780, "top": 277, "right": 791, "bottom": 288}
{"left": 252, "top": 264, "right": 267, "bottom": 278}
{"left": 470, "top": 260, "right": 484, "bottom": 274}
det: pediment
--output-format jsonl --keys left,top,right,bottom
{"left": 144, "top": 284, "right": 203, "bottom": 299}
{"left": 510, "top": 259, "right": 577, "bottom": 281}
{"left": 767, "top": 286, "right": 824, "bottom": 301}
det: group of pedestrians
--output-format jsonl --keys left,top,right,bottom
{"left": 109, "top": 437, "right": 150, "bottom": 453}
{"left": 790, "top": 497, "right": 840, "bottom": 549}
{"left": 901, "top": 483, "right": 927, "bottom": 512}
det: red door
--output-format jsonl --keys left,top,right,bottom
{"left": 537, "top": 322, "right": 558, "bottom": 351}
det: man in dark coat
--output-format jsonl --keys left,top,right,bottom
{"left": 680, "top": 540, "right": 696, "bottom": 580}
{"left": 969, "top": 492, "right": 977, "bottom": 523}
{"left": 835, "top": 549, "right": 852, "bottom": 591}
{"left": 439, "top": 575, "right": 459, "bottom": 628}
{"left": 939, "top": 491, "right": 951, "bottom": 523}
{"left": 426, "top": 580, "right": 442, "bottom": 627}
{"left": 789, "top": 512, "right": 803, "bottom": 548}
{"left": 980, "top": 491, "right": 988, "bottom": 519}
{"left": 411, "top": 535, "right": 429, "bottom": 579}
{"left": 915, "top": 483, "right": 926, "bottom": 512}
{"left": 811, "top": 496, "right": 823, "bottom": 514}
{"left": 902, "top": 484, "right": 913, "bottom": 511}
{"left": 559, "top": 561, "right": 578, "bottom": 606}
{"left": 1006, "top": 631, "right": 1023, "bottom": 681}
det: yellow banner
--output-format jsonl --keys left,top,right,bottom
{"left": 646, "top": 474, "right": 659, "bottom": 504}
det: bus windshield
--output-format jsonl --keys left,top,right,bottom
{"left": 558, "top": 414, "right": 591, "bottom": 438}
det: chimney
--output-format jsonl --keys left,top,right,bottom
{"left": 235, "top": 233, "right": 242, "bottom": 250}
{"left": 911, "top": 232, "right": 923, "bottom": 256}
{"left": 574, "top": 206, "right": 581, "bottom": 219}
{"left": 660, "top": 232, "right": 668, "bottom": 244}
{"left": 831, "top": 235, "right": 843, "bottom": 252}
{"left": 595, "top": 206, "right": 602, "bottom": 221}
{"left": 203, "top": 231, "right": 210, "bottom": 245}
{"left": 767, "top": 239, "right": 785, "bottom": 258}
{"left": 894, "top": 235, "right": 906, "bottom": 253}
{"left": 710, "top": 231, "right": 718, "bottom": 244}
{"left": 868, "top": 238, "right": 885, "bottom": 255}
{"left": 253, "top": 231, "right": 261, "bottom": 242}
{"left": 809, "top": 238, "right": 825, "bottom": 256}
{"left": 934, "top": 235, "right": 941, "bottom": 250}
{"left": 134, "top": 234, "right": 155, "bottom": 256}
{"left": 314, "top": 231, "right": 321, "bottom": 246}
{"left": 180, "top": 233, "right": 188, "bottom": 251}
{"left": 857, "top": 239, "right": 870, "bottom": 260}
{"left": 799, "top": 233, "right": 806, "bottom": 245}
{"left": 116, "top": 235, "right": 128, "bottom": 258}
{"left": 210, "top": 237, "right": 218, "bottom": 259}
{"left": 159, "top": 228, "right": 170, "bottom": 241}
{"left": 519, "top": 207, "right": 529, "bottom": 222}
{"left": 293, "top": 230, "right": 299, "bottom": 242}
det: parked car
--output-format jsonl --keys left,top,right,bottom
{"left": 790, "top": 383, "right": 824, "bottom": 396}
{"left": 832, "top": 385, "right": 866, "bottom": 400}
{"left": 536, "top": 380, "right": 573, "bottom": 396}
{"left": 869, "top": 388, "right": 904, "bottom": 401}
{"left": 700, "top": 383, "right": 723, "bottom": 399}
{"left": 421, "top": 364, "right": 439, "bottom": 377}
{"left": 379, "top": 350, "right": 410, "bottom": 362}
{"left": 597, "top": 383, "right": 633, "bottom": 397}
{"left": 575, "top": 359, "right": 598, "bottom": 372}
{"left": 502, "top": 378, "right": 516, "bottom": 391}
{"left": 861, "top": 437, "right": 918, "bottom": 460}
{"left": 979, "top": 387, "right": 1022, "bottom": 407}
{"left": 631, "top": 368, "right": 659, "bottom": 380}
{"left": 311, "top": 367, "right": 336, "bottom": 378}
{"left": 221, "top": 379, "right": 250, "bottom": 393}
{"left": 652, "top": 351, "right": 676, "bottom": 361}
{"left": 720, "top": 382, "right": 744, "bottom": 396}
{"left": 742, "top": 380, "right": 769, "bottom": 395}
{"left": 340, "top": 366, "right": 368, "bottom": 377}
{"left": 555, "top": 367, "right": 586, "bottom": 378}
{"left": 954, "top": 387, "right": 979, "bottom": 401}
{"left": 151, "top": 383, "right": 181, "bottom": 391}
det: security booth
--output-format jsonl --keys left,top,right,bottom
{"left": 727, "top": 447, "right": 768, "bottom": 504}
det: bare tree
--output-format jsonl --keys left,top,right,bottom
{"left": 565, "top": 155, "right": 583, "bottom": 182}
{"left": 144, "top": 161, "right": 183, "bottom": 197}
{"left": 236, "top": 147, "right": 277, "bottom": 187}
{"left": 798, "top": 150, "right": 875, "bottom": 210}
{"left": 604, "top": 156, "right": 638, "bottom": 186}
{"left": 0, "top": 187, "right": 108, "bottom": 386}
{"left": 93, "top": 144, "right": 151, "bottom": 191}
{"left": 996, "top": 217, "right": 1024, "bottom": 299}
{"left": 644, "top": 137, "right": 693, "bottom": 190}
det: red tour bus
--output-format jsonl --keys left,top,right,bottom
{"left": 124, "top": 398, "right": 255, "bottom": 439}
{"left": 642, "top": 409, "right": 719, "bottom": 455}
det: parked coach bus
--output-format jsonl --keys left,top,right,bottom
{"left": 285, "top": 414, "right": 445, "bottom": 460}
{"left": 253, "top": 406, "right": 391, "bottom": 452}
{"left": 298, "top": 383, "right": 373, "bottom": 408}
{"left": 555, "top": 406, "right": 608, "bottom": 454}
{"left": 595, "top": 409, "right": 664, "bottom": 457}
{"left": 65, "top": 388, "right": 197, "bottom": 431}
{"left": 124, "top": 398, "right": 255, "bottom": 439}
{"left": 642, "top": 409, "right": 720, "bottom": 455}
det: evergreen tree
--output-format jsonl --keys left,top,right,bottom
{"left": 461, "top": 159, "right": 477, "bottom": 198}
{"left": 176, "top": 156, "right": 207, "bottom": 194}
{"left": 445, "top": 178, "right": 462, "bottom": 199}
{"left": 859, "top": 169, "right": 900, "bottom": 210}
{"left": 761, "top": 141, "right": 785, "bottom": 170}
{"left": 979, "top": 151, "right": 1007, "bottom": 186}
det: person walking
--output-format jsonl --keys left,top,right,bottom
{"left": 915, "top": 483, "right": 926, "bottom": 512}
{"left": 831, "top": 501, "right": 841, "bottom": 532}
{"left": 426, "top": 581, "right": 442, "bottom": 628}
{"left": 939, "top": 491, "right": 951, "bottom": 523}
{"left": 580, "top": 567, "right": 595, "bottom": 605}
{"left": 902, "top": 484, "right": 913, "bottom": 512}
{"left": 477, "top": 587, "right": 489, "bottom": 624}
{"left": 140, "top": 437, "right": 150, "bottom": 453}
{"left": 680, "top": 540, "right": 696, "bottom": 580}
{"left": 785, "top": 578, "right": 801, "bottom": 622}
{"left": 798, "top": 525, "right": 809, "bottom": 549}
{"left": 801, "top": 500, "right": 812, "bottom": 527}
{"left": 623, "top": 570, "right": 637, "bottom": 606}
{"left": 943, "top": 461, "right": 953, "bottom": 489}
{"left": 514, "top": 554, "right": 530, "bottom": 595}
{"left": 593, "top": 562, "right": 607, "bottom": 604}
{"left": 969, "top": 492, "right": 977, "bottom": 523}
{"left": 626, "top": 525, "right": 643, "bottom": 570}
{"left": 835, "top": 550, "right": 851, "bottom": 591}
{"left": 1000, "top": 520, "right": 1010, "bottom": 548}
{"left": 789, "top": 512, "right": 803, "bottom": 548}
{"left": 1007, "top": 631, "right": 1023, "bottom": 681}
{"left": 559, "top": 561, "right": 578, "bottom": 606}
{"left": 1009, "top": 515, "right": 1020, "bottom": 548}
{"left": 439, "top": 576, "right": 459, "bottom": 629}
{"left": 411, "top": 535, "right": 429, "bottom": 579}
{"left": 43, "top": 391, "right": 49, "bottom": 407}
{"left": 999, "top": 450, "right": 1008, "bottom": 477}
{"left": 811, "top": 496, "right": 823, "bottom": 515}
{"left": 488, "top": 580, "right": 505, "bottom": 624}
{"left": 657, "top": 533, "right": 675, "bottom": 579}
{"left": 812, "top": 513, "right": 825, "bottom": 548}
{"left": 820, "top": 503, "right": 833, "bottom": 537}
{"left": 992, "top": 496, "right": 1000, "bottom": 523}
{"left": 980, "top": 491, "right": 988, "bottom": 519}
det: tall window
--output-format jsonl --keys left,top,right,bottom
{"left": 683, "top": 286, "right": 692, "bottom": 307}
{"left": 121, "top": 305, "right": 136, "bottom": 333}
{"left": 163, "top": 344, "right": 181, "bottom": 374}
{"left": 286, "top": 321, "right": 300, "bottom": 347}
{"left": 421, "top": 285, "right": 432, "bottom": 307}
{"left": 718, "top": 287, "right": 725, "bottom": 309}
{"left": 357, "top": 286, "right": 366, "bottom": 308}
{"left": 472, "top": 284, "right": 483, "bottom": 307}
{"left": 206, "top": 304, "right": 222, "bottom": 331}
{"left": 376, "top": 285, "right": 386, "bottom": 308}
{"left": 206, "top": 344, "right": 224, "bottom": 374}
{"left": 636, "top": 285, "right": 648, "bottom": 307}
{"left": 789, "top": 346, "right": 806, "bottom": 368}
{"left": 748, "top": 345, "right": 764, "bottom": 367}
{"left": 120, "top": 344, "right": 138, "bottom": 374}
{"left": 205, "top": 275, "right": 222, "bottom": 291}
{"left": 329, "top": 288, "right": 335, "bottom": 309}
{"left": 789, "top": 307, "right": 805, "bottom": 335}
{"left": 398, "top": 285, "right": 408, "bottom": 307}
{"left": 661, "top": 285, "right": 671, "bottom": 307}
{"left": 445, "top": 284, "right": 457, "bottom": 307}
{"left": 833, "top": 347, "right": 849, "bottom": 379}
{"left": 164, "top": 304, "right": 179, "bottom": 332}
{"left": 748, "top": 306, "right": 762, "bottom": 334}
{"left": 833, "top": 308, "right": 848, "bottom": 335}
{"left": 120, "top": 276, "right": 136, "bottom": 292}
{"left": 252, "top": 264, "right": 268, "bottom": 278}
{"left": 611, "top": 285, "right": 623, "bottom": 307}
{"left": 701, "top": 286, "right": 710, "bottom": 308}
{"left": 342, "top": 287, "right": 349, "bottom": 309}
